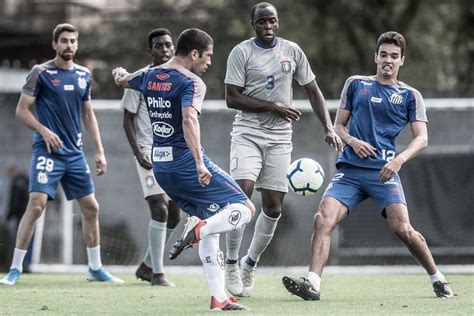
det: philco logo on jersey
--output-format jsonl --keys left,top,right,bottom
{"left": 280, "top": 60, "right": 292, "bottom": 74}
{"left": 370, "top": 96, "right": 382, "bottom": 103}
{"left": 148, "top": 97, "right": 171, "bottom": 108}
{"left": 147, "top": 81, "right": 172, "bottom": 91}
{"left": 78, "top": 77, "right": 87, "bottom": 89}
{"left": 156, "top": 73, "right": 170, "bottom": 80}
{"left": 390, "top": 94, "right": 403, "bottom": 104}
{"left": 152, "top": 121, "right": 174, "bottom": 137}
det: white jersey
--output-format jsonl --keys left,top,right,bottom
{"left": 225, "top": 37, "right": 315, "bottom": 133}
{"left": 120, "top": 66, "right": 152, "bottom": 152}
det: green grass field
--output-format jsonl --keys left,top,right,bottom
{"left": 1, "top": 273, "right": 472, "bottom": 315}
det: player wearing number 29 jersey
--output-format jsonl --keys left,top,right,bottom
{"left": 336, "top": 75, "right": 428, "bottom": 169}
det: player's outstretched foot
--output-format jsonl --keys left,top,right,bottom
{"left": 433, "top": 281, "right": 454, "bottom": 298}
{"left": 226, "top": 262, "right": 243, "bottom": 296}
{"left": 0, "top": 268, "right": 21, "bottom": 286}
{"left": 210, "top": 296, "right": 249, "bottom": 311}
{"left": 282, "top": 276, "right": 320, "bottom": 300}
{"left": 87, "top": 267, "right": 124, "bottom": 284}
{"left": 169, "top": 216, "right": 205, "bottom": 260}
{"left": 135, "top": 262, "right": 153, "bottom": 282}
{"left": 151, "top": 273, "right": 175, "bottom": 287}
{"left": 240, "top": 255, "right": 256, "bottom": 297}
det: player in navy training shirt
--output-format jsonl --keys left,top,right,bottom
{"left": 283, "top": 31, "right": 453, "bottom": 300}
{"left": 114, "top": 28, "right": 255, "bottom": 311}
{"left": 0, "top": 23, "right": 122, "bottom": 286}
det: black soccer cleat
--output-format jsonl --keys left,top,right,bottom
{"left": 433, "top": 281, "right": 454, "bottom": 298}
{"left": 169, "top": 216, "right": 204, "bottom": 260}
{"left": 135, "top": 262, "right": 153, "bottom": 282}
{"left": 282, "top": 276, "right": 320, "bottom": 300}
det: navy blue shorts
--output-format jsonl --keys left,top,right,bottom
{"left": 323, "top": 164, "right": 406, "bottom": 217}
{"left": 154, "top": 155, "right": 248, "bottom": 220}
{"left": 29, "top": 146, "right": 95, "bottom": 200}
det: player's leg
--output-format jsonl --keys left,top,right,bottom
{"left": 0, "top": 192, "right": 48, "bottom": 285}
{"left": 385, "top": 203, "right": 453, "bottom": 298}
{"left": 146, "top": 193, "right": 175, "bottom": 286}
{"left": 199, "top": 234, "right": 248, "bottom": 311}
{"left": 76, "top": 193, "right": 123, "bottom": 284}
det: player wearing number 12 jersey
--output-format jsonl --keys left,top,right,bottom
{"left": 283, "top": 31, "right": 453, "bottom": 301}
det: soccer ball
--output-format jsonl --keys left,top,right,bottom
{"left": 287, "top": 158, "right": 325, "bottom": 196}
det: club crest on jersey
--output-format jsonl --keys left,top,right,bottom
{"left": 37, "top": 172, "right": 48, "bottom": 184}
{"left": 390, "top": 94, "right": 403, "bottom": 104}
{"left": 78, "top": 77, "right": 87, "bottom": 89}
{"left": 145, "top": 175, "right": 155, "bottom": 187}
{"left": 156, "top": 73, "right": 170, "bottom": 80}
{"left": 280, "top": 60, "right": 291, "bottom": 74}
{"left": 207, "top": 203, "right": 220, "bottom": 212}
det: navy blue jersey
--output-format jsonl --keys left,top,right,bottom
{"left": 336, "top": 75, "right": 428, "bottom": 169}
{"left": 22, "top": 60, "right": 92, "bottom": 155}
{"left": 128, "top": 66, "right": 206, "bottom": 172}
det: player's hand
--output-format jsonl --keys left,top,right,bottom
{"left": 95, "top": 152, "right": 107, "bottom": 176}
{"left": 325, "top": 128, "right": 343, "bottom": 152}
{"left": 112, "top": 67, "right": 129, "bottom": 85}
{"left": 40, "top": 127, "right": 63, "bottom": 153}
{"left": 272, "top": 102, "right": 301, "bottom": 122}
{"left": 196, "top": 162, "right": 212, "bottom": 187}
{"left": 348, "top": 137, "right": 376, "bottom": 159}
{"left": 379, "top": 157, "right": 404, "bottom": 182}
{"left": 136, "top": 153, "right": 152, "bottom": 170}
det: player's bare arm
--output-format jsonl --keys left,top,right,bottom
{"left": 379, "top": 121, "right": 428, "bottom": 182}
{"left": 226, "top": 83, "right": 301, "bottom": 122}
{"left": 112, "top": 67, "right": 131, "bottom": 89}
{"left": 82, "top": 100, "right": 107, "bottom": 175}
{"left": 334, "top": 108, "right": 376, "bottom": 158}
{"left": 182, "top": 106, "right": 211, "bottom": 187}
{"left": 123, "top": 109, "right": 152, "bottom": 170}
{"left": 16, "top": 93, "right": 63, "bottom": 154}
{"left": 302, "top": 80, "right": 343, "bottom": 152}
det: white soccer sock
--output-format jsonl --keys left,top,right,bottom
{"left": 148, "top": 219, "right": 167, "bottom": 274}
{"left": 11, "top": 248, "right": 27, "bottom": 272}
{"left": 143, "top": 248, "right": 152, "bottom": 267}
{"left": 429, "top": 269, "right": 446, "bottom": 284}
{"left": 86, "top": 246, "right": 102, "bottom": 270}
{"left": 200, "top": 203, "right": 252, "bottom": 238}
{"left": 199, "top": 234, "right": 228, "bottom": 302}
{"left": 308, "top": 271, "right": 321, "bottom": 291}
{"left": 247, "top": 210, "right": 280, "bottom": 262}
{"left": 226, "top": 225, "right": 246, "bottom": 262}
{"left": 166, "top": 228, "right": 174, "bottom": 242}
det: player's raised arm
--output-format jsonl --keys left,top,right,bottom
{"left": 302, "top": 80, "right": 342, "bottom": 152}
{"left": 112, "top": 67, "right": 131, "bottom": 89}
{"left": 16, "top": 93, "right": 63, "bottom": 153}
{"left": 82, "top": 100, "right": 107, "bottom": 175}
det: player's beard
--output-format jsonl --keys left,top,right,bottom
{"left": 59, "top": 49, "right": 75, "bottom": 61}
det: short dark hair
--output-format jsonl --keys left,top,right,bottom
{"left": 175, "top": 28, "right": 213, "bottom": 57}
{"left": 376, "top": 31, "right": 406, "bottom": 56}
{"left": 251, "top": 2, "right": 276, "bottom": 21}
{"left": 147, "top": 28, "right": 172, "bottom": 49}
{"left": 52, "top": 23, "right": 78, "bottom": 43}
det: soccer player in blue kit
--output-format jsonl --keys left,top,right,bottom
{"left": 282, "top": 32, "right": 453, "bottom": 300}
{"left": 113, "top": 28, "right": 256, "bottom": 311}
{"left": 0, "top": 23, "right": 123, "bottom": 285}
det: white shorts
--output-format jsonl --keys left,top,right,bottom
{"left": 230, "top": 129, "right": 292, "bottom": 193}
{"left": 135, "top": 158, "right": 165, "bottom": 198}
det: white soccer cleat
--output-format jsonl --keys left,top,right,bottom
{"left": 240, "top": 255, "right": 256, "bottom": 297}
{"left": 87, "top": 267, "right": 124, "bottom": 284}
{"left": 0, "top": 268, "right": 21, "bottom": 286}
{"left": 225, "top": 263, "right": 243, "bottom": 296}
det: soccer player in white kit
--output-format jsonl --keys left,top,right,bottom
{"left": 224, "top": 2, "right": 343, "bottom": 296}
{"left": 121, "top": 28, "right": 180, "bottom": 286}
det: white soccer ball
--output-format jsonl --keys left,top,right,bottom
{"left": 287, "top": 158, "right": 325, "bottom": 196}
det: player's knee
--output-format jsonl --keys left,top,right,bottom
{"left": 245, "top": 200, "right": 256, "bottom": 217}
{"left": 147, "top": 195, "right": 169, "bottom": 222}
{"left": 81, "top": 200, "right": 99, "bottom": 220}
{"left": 313, "top": 210, "right": 335, "bottom": 233}
{"left": 26, "top": 199, "right": 46, "bottom": 219}
{"left": 393, "top": 224, "right": 415, "bottom": 242}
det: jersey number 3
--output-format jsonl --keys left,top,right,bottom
{"left": 266, "top": 75, "right": 275, "bottom": 90}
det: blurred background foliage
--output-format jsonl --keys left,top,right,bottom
{"left": 80, "top": 0, "right": 473, "bottom": 99}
